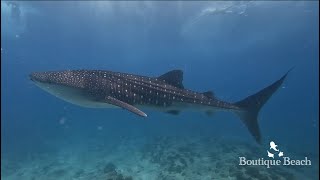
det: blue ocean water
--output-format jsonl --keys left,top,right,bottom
{"left": 1, "top": 1, "right": 319, "bottom": 180}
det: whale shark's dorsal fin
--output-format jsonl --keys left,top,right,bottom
{"left": 202, "top": 91, "right": 215, "bottom": 98}
{"left": 158, "top": 70, "right": 184, "bottom": 89}
{"left": 105, "top": 96, "right": 147, "bottom": 117}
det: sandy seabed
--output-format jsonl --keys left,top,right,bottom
{"left": 1, "top": 136, "right": 318, "bottom": 180}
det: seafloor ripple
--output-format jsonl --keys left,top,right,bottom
{"left": 1, "top": 136, "right": 318, "bottom": 180}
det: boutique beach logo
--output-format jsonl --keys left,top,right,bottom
{"left": 239, "top": 141, "right": 312, "bottom": 168}
{"left": 267, "top": 141, "right": 283, "bottom": 158}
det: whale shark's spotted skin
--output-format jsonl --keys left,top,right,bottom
{"left": 31, "top": 70, "right": 237, "bottom": 110}
{"left": 30, "top": 69, "right": 291, "bottom": 143}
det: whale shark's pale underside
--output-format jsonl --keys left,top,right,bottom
{"left": 30, "top": 69, "right": 290, "bottom": 143}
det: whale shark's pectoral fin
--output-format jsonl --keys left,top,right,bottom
{"left": 105, "top": 96, "right": 147, "bottom": 117}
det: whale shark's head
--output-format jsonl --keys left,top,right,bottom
{"left": 30, "top": 71, "right": 74, "bottom": 85}
{"left": 29, "top": 70, "right": 90, "bottom": 90}
{"left": 29, "top": 72, "right": 47, "bottom": 83}
{"left": 29, "top": 71, "right": 85, "bottom": 98}
{"left": 29, "top": 70, "right": 114, "bottom": 108}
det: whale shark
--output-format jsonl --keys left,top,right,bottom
{"left": 30, "top": 69, "right": 290, "bottom": 143}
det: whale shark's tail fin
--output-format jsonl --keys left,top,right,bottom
{"left": 234, "top": 69, "right": 292, "bottom": 144}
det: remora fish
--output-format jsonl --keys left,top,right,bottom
{"left": 30, "top": 69, "right": 290, "bottom": 143}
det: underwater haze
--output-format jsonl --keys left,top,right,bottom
{"left": 1, "top": 1, "right": 319, "bottom": 180}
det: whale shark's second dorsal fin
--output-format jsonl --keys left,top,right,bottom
{"left": 202, "top": 91, "right": 215, "bottom": 98}
{"left": 158, "top": 70, "right": 184, "bottom": 89}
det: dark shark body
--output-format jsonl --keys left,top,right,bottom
{"left": 30, "top": 69, "right": 290, "bottom": 143}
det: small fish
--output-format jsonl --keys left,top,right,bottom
{"left": 30, "top": 69, "right": 292, "bottom": 144}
